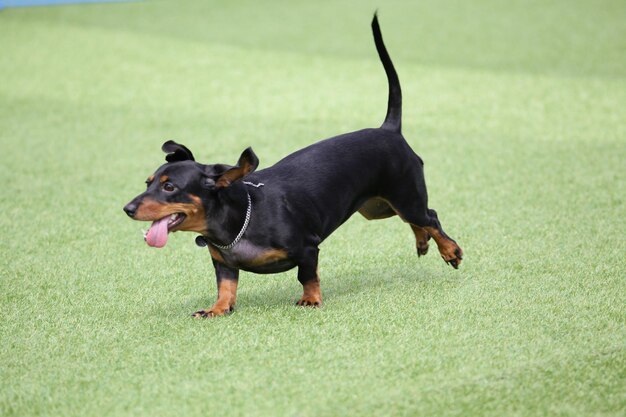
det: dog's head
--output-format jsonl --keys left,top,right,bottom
{"left": 123, "top": 141, "right": 259, "bottom": 248}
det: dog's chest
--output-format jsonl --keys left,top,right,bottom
{"left": 209, "top": 240, "right": 295, "bottom": 274}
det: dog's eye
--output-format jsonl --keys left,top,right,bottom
{"left": 162, "top": 182, "right": 176, "bottom": 192}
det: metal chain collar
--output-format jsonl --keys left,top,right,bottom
{"left": 208, "top": 192, "right": 252, "bottom": 250}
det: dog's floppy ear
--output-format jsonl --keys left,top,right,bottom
{"left": 216, "top": 147, "right": 259, "bottom": 188}
{"left": 162, "top": 140, "right": 195, "bottom": 162}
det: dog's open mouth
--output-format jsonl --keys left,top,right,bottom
{"left": 144, "top": 213, "right": 186, "bottom": 248}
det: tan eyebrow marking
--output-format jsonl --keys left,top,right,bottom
{"left": 160, "top": 175, "right": 169, "bottom": 184}
{"left": 146, "top": 175, "right": 155, "bottom": 183}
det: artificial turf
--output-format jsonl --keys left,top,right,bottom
{"left": 1, "top": 1, "right": 624, "bottom": 416}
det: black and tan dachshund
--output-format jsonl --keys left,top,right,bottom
{"left": 124, "top": 14, "right": 463, "bottom": 317}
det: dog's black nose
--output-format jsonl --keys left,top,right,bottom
{"left": 123, "top": 202, "right": 137, "bottom": 218}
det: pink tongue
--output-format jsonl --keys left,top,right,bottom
{"left": 145, "top": 216, "right": 170, "bottom": 248}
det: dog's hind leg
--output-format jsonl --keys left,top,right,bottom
{"left": 410, "top": 225, "right": 431, "bottom": 257}
{"left": 385, "top": 188, "right": 463, "bottom": 269}
{"left": 418, "top": 209, "right": 462, "bottom": 269}
{"left": 407, "top": 208, "right": 462, "bottom": 268}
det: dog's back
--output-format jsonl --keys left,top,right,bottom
{"left": 251, "top": 128, "right": 419, "bottom": 239}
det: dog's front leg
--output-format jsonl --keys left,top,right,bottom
{"left": 295, "top": 247, "right": 322, "bottom": 307}
{"left": 192, "top": 261, "right": 239, "bottom": 318}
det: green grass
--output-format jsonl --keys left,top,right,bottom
{"left": 1, "top": 0, "right": 625, "bottom": 416}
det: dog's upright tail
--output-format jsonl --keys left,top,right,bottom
{"left": 372, "top": 12, "right": 402, "bottom": 133}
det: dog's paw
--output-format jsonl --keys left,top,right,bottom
{"left": 417, "top": 240, "right": 429, "bottom": 257}
{"left": 442, "top": 246, "right": 463, "bottom": 269}
{"left": 192, "top": 306, "right": 234, "bottom": 318}
{"left": 411, "top": 226, "right": 431, "bottom": 257}
{"left": 295, "top": 297, "right": 322, "bottom": 308}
